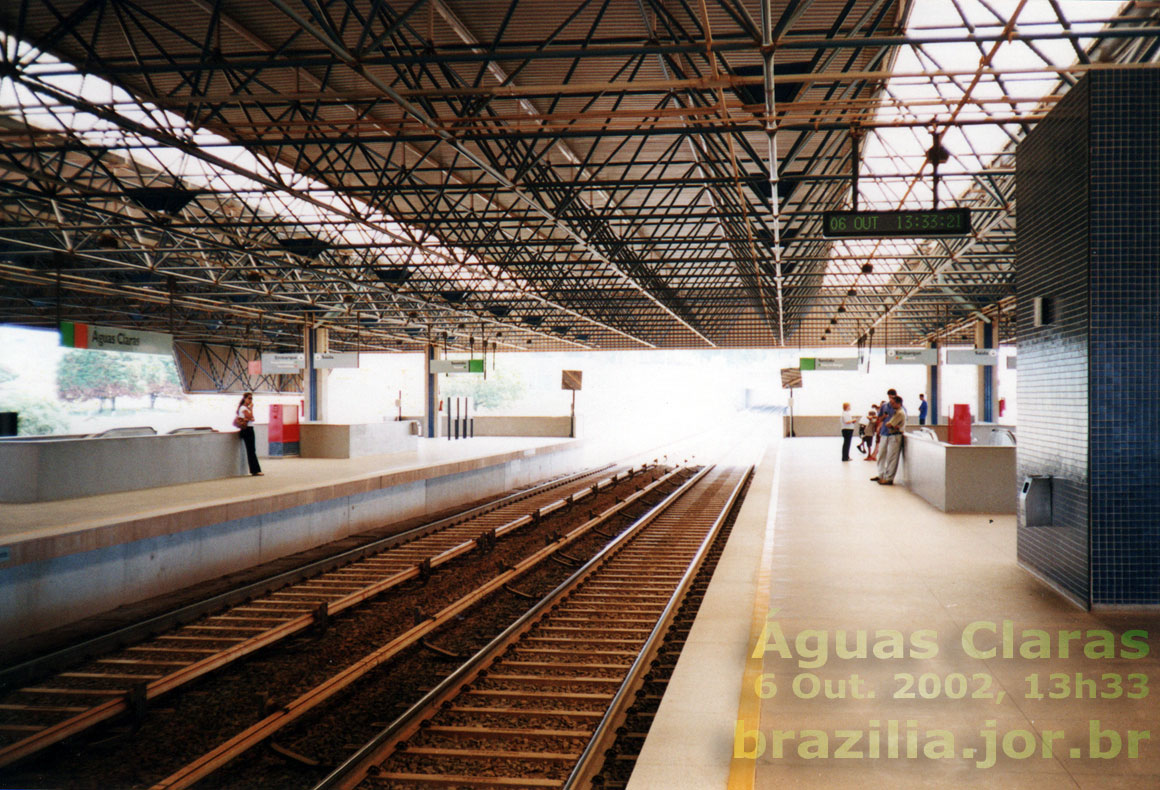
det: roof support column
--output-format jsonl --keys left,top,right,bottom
{"left": 425, "top": 344, "right": 440, "bottom": 439}
{"left": 304, "top": 323, "right": 329, "bottom": 423}
{"left": 927, "top": 340, "right": 940, "bottom": 426}
{"left": 975, "top": 318, "right": 996, "bottom": 423}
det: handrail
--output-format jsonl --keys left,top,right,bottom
{"left": 85, "top": 426, "right": 157, "bottom": 438}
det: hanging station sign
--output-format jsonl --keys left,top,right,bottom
{"left": 260, "top": 352, "right": 305, "bottom": 373}
{"left": 885, "top": 348, "right": 938, "bottom": 365}
{"left": 946, "top": 349, "right": 999, "bottom": 365}
{"left": 799, "top": 357, "right": 860, "bottom": 371}
{"left": 59, "top": 322, "right": 173, "bottom": 355}
{"left": 821, "top": 208, "right": 971, "bottom": 239}
{"left": 313, "top": 352, "right": 360, "bottom": 369}
{"left": 430, "top": 359, "right": 485, "bottom": 374}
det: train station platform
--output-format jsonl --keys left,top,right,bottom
{"left": 630, "top": 437, "right": 1160, "bottom": 790}
{"left": 0, "top": 437, "right": 583, "bottom": 646}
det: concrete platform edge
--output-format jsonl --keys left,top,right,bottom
{"left": 0, "top": 440, "right": 583, "bottom": 642}
{"left": 1, "top": 439, "right": 579, "bottom": 569}
{"left": 626, "top": 439, "right": 780, "bottom": 789}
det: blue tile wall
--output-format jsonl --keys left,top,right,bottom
{"left": 1017, "top": 70, "right": 1160, "bottom": 607}
{"left": 1016, "top": 77, "right": 1091, "bottom": 607}
{"left": 1087, "top": 71, "right": 1160, "bottom": 605}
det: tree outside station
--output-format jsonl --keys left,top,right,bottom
{"left": 56, "top": 350, "right": 184, "bottom": 413}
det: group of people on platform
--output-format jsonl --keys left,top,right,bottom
{"left": 840, "top": 391, "right": 928, "bottom": 486}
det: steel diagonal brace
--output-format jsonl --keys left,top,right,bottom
{"left": 431, "top": 0, "right": 688, "bottom": 329}
{"left": 263, "top": 0, "right": 715, "bottom": 347}
{"left": 1, "top": 63, "right": 636, "bottom": 349}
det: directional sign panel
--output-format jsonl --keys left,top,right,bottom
{"left": 885, "top": 348, "right": 938, "bottom": 365}
{"left": 313, "top": 352, "right": 359, "bottom": 369}
{"left": 430, "top": 359, "right": 485, "bottom": 374}
{"left": 800, "top": 357, "right": 860, "bottom": 371}
{"left": 261, "top": 352, "right": 305, "bottom": 373}
{"left": 946, "top": 349, "right": 999, "bottom": 365}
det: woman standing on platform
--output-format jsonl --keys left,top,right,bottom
{"left": 235, "top": 392, "right": 263, "bottom": 476}
{"left": 840, "top": 402, "right": 857, "bottom": 461}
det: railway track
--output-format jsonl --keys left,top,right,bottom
{"left": 312, "top": 462, "right": 751, "bottom": 790}
{"left": 584, "top": 474, "right": 743, "bottom": 789}
{"left": 0, "top": 461, "right": 657, "bottom": 771}
{"left": 143, "top": 465, "right": 694, "bottom": 790}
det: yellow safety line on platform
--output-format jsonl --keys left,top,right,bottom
{"left": 726, "top": 443, "right": 781, "bottom": 790}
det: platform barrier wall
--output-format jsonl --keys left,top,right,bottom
{"left": 781, "top": 415, "right": 842, "bottom": 436}
{"left": 471, "top": 416, "right": 574, "bottom": 437}
{"left": 419, "top": 415, "right": 574, "bottom": 438}
{"left": 0, "top": 432, "right": 247, "bottom": 503}
{"left": 901, "top": 433, "right": 1017, "bottom": 513}
{"left": 254, "top": 423, "right": 269, "bottom": 457}
{"left": 0, "top": 441, "right": 584, "bottom": 639}
{"left": 298, "top": 421, "right": 420, "bottom": 458}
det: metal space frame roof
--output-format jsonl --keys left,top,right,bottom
{"left": 0, "top": 1, "right": 1158, "bottom": 354}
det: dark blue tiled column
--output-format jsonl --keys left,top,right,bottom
{"left": 1016, "top": 70, "right": 1160, "bottom": 607}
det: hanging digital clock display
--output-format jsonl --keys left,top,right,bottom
{"left": 822, "top": 208, "right": 971, "bottom": 238}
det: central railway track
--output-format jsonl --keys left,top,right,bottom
{"left": 0, "top": 462, "right": 659, "bottom": 771}
{"left": 312, "top": 462, "right": 751, "bottom": 790}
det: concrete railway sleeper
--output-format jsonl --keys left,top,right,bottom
{"left": 141, "top": 466, "right": 694, "bottom": 790}
{"left": 0, "top": 461, "right": 661, "bottom": 771}
{"left": 311, "top": 463, "right": 752, "bottom": 790}
{"left": 579, "top": 475, "right": 747, "bottom": 789}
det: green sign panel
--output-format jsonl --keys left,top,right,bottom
{"left": 799, "top": 357, "right": 859, "bottom": 371}
{"left": 430, "top": 359, "right": 485, "bottom": 374}
{"left": 822, "top": 208, "right": 971, "bottom": 238}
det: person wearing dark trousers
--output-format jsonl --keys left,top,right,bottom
{"left": 866, "top": 389, "right": 896, "bottom": 462}
{"left": 857, "top": 407, "right": 877, "bottom": 454}
{"left": 918, "top": 393, "right": 928, "bottom": 425}
{"left": 840, "top": 402, "right": 857, "bottom": 461}
{"left": 235, "top": 391, "right": 263, "bottom": 476}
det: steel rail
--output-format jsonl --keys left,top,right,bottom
{"left": 0, "top": 462, "right": 641, "bottom": 769}
{"left": 147, "top": 466, "right": 693, "bottom": 790}
{"left": 311, "top": 462, "right": 739, "bottom": 790}
{"left": 564, "top": 466, "right": 753, "bottom": 788}
{"left": 0, "top": 462, "right": 616, "bottom": 690}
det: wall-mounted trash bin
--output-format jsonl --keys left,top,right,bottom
{"left": 1021, "top": 475, "right": 1053, "bottom": 527}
